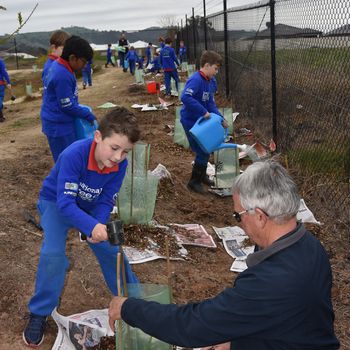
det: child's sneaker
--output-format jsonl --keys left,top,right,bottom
{"left": 23, "top": 313, "right": 47, "bottom": 347}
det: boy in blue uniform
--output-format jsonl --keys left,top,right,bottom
{"left": 160, "top": 37, "right": 180, "bottom": 97}
{"left": 125, "top": 46, "right": 138, "bottom": 75}
{"left": 105, "top": 43, "right": 115, "bottom": 67}
{"left": 0, "top": 58, "right": 13, "bottom": 122}
{"left": 82, "top": 59, "right": 93, "bottom": 89}
{"left": 42, "top": 30, "right": 71, "bottom": 84}
{"left": 145, "top": 43, "right": 152, "bottom": 67}
{"left": 150, "top": 52, "right": 161, "bottom": 73}
{"left": 41, "top": 35, "right": 95, "bottom": 162}
{"left": 180, "top": 50, "right": 228, "bottom": 193}
{"left": 178, "top": 40, "right": 187, "bottom": 64}
{"left": 23, "top": 106, "right": 141, "bottom": 348}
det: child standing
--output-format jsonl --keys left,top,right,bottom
{"left": 42, "top": 30, "right": 71, "bottom": 84}
{"left": 145, "top": 42, "right": 152, "bottom": 67}
{"left": 41, "top": 35, "right": 96, "bottom": 162}
{"left": 118, "top": 33, "right": 129, "bottom": 72}
{"left": 0, "top": 58, "right": 12, "bottom": 122}
{"left": 160, "top": 37, "right": 180, "bottom": 98}
{"left": 178, "top": 40, "right": 187, "bottom": 64}
{"left": 105, "top": 43, "right": 115, "bottom": 68}
{"left": 125, "top": 46, "right": 138, "bottom": 75}
{"left": 180, "top": 50, "right": 228, "bottom": 193}
{"left": 23, "top": 107, "right": 140, "bottom": 348}
{"left": 82, "top": 59, "right": 93, "bottom": 89}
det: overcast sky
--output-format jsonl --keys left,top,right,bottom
{"left": 1, "top": 0, "right": 255, "bottom": 35}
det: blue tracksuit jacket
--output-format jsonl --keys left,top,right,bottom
{"left": 180, "top": 70, "right": 221, "bottom": 129}
{"left": 125, "top": 49, "right": 138, "bottom": 62}
{"left": 107, "top": 46, "right": 112, "bottom": 59}
{"left": 179, "top": 46, "right": 187, "bottom": 62}
{"left": 151, "top": 56, "right": 161, "bottom": 71}
{"left": 42, "top": 54, "right": 58, "bottom": 83}
{"left": 160, "top": 45, "right": 179, "bottom": 70}
{"left": 120, "top": 224, "right": 340, "bottom": 350}
{"left": 0, "top": 58, "right": 11, "bottom": 85}
{"left": 40, "top": 57, "right": 95, "bottom": 137}
{"left": 146, "top": 46, "right": 152, "bottom": 65}
{"left": 39, "top": 138, "right": 127, "bottom": 235}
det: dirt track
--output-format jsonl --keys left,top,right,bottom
{"left": 0, "top": 66, "right": 349, "bottom": 349}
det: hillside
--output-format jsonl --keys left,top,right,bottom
{"left": 0, "top": 26, "right": 167, "bottom": 56}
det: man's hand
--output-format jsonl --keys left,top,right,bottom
{"left": 88, "top": 223, "right": 108, "bottom": 243}
{"left": 204, "top": 112, "right": 211, "bottom": 119}
{"left": 108, "top": 297, "right": 127, "bottom": 330}
{"left": 221, "top": 119, "right": 229, "bottom": 129}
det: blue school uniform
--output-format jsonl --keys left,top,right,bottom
{"left": 180, "top": 70, "right": 222, "bottom": 166}
{"left": 0, "top": 59, "right": 10, "bottom": 111}
{"left": 106, "top": 46, "right": 115, "bottom": 67}
{"left": 150, "top": 56, "right": 161, "bottom": 72}
{"left": 125, "top": 49, "right": 138, "bottom": 75}
{"left": 179, "top": 45, "right": 187, "bottom": 64}
{"left": 42, "top": 54, "right": 58, "bottom": 84}
{"left": 160, "top": 45, "right": 180, "bottom": 95}
{"left": 145, "top": 46, "right": 152, "bottom": 66}
{"left": 28, "top": 138, "right": 138, "bottom": 316}
{"left": 41, "top": 57, "right": 95, "bottom": 162}
{"left": 137, "top": 57, "right": 144, "bottom": 70}
{"left": 82, "top": 59, "right": 93, "bottom": 87}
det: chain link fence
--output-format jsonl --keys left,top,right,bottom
{"left": 177, "top": 0, "right": 349, "bottom": 224}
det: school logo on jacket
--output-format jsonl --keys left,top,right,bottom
{"left": 60, "top": 97, "right": 72, "bottom": 108}
{"left": 202, "top": 91, "right": 210, "bottom": 102}
{"left": 78, "top": 182, "right": 103, "bottom": 202}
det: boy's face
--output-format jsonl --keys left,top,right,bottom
{"left": 68, "top": 55, "right": 87, "bottom": 72}
{"left": 51, "top": 44, "right": 64, "bottom": 57}
{"left": 203, "top": 63, "right": 219, "bottom": 79}
{"left": 94, "top": 130, "right": 133, "bottom": 169}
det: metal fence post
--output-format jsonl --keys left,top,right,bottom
{"left": 192, "top": 8, "right": 198, "bottom": 68}
{"left": 223, "top": 0, "right": 229, "bottom": 98}
{"left": 203, "top": 0, "right": 208, "bottom": 50}
{"left": 186, "top": 15, "right": 190, "bottom": 61}
{"left": 270, "top": 0, "right": 277, "bottom": 147}
{"left": 14, "top": 37, "right": 19, "bottom": 70}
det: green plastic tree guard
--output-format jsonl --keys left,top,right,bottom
{"left": 214, "top": 147, "right": 239, "bottom": 189}
{"left": 173, "top": 107, "right": 189, "bottom": 149}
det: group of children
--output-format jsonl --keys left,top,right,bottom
{"left": 9, "top": 28, "right": 225, "bottom": 348}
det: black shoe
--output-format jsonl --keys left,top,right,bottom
{"left": 23, "top": 313, "right": 47, "bottom": 347}
{"left": 0, "top": 117, "right": 5, "bottom": 123}
{"left": 187, "top": 163, "right": 206, "bottom": 194}
{"left": 202, "top": 174, "right": 215, "bottom": 187}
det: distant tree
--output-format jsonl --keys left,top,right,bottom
{"left": 0, "top": 3, "right": 39, "bottom": 43}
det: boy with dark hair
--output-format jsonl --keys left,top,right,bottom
{"left": 180, "top": 50, "right": 228, "bottom": 193}
{"left": 41, "top": 35, "right": 95, "bottom": 162}
{"left": 42, "top": 30, "right": 71, "bottom": 83}
{"left": 23, "top": 106, "right": 141, "bottom": 348}
{"left": 150, "top": 52, "right": 161, "bottom": 73}
{"left": 160, "top": 37, "right": 180, "bottom": 98}
{"left": 0, "top": 58, "right": 13, "bottom": 122}
{"left": 125, "top": 46, "right": 138, "bottom": 75}
{"left": 145, "top": 42, "right": 152, "bottom": 67}
{"left": 105, "top": 43, "right": 115, "bottom": 68}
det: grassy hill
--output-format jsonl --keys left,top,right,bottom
{"left": 0, "top": 26, "right": 167, "bottom": 56}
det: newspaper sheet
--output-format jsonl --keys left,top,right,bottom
{"left": 297, "top": 199, "right": 322, "bottom": 225}
{"left": 170, "top": 224, "right": 217, "bottom": 248}
{"left": 52, "top": 308, "right": 113, "bottom": 350}
{"left": 212, "top": 226, "right": 255, "bottom": 272}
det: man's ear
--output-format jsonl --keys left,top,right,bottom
{"left": 256, "top": 208, "right": 268, "bottom": 228}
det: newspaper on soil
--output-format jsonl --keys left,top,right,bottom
{"left": 170, "top": 224, "right": 217, "bottom": 248}
{"left": 51, "top": 308, "right": 113, "bottom": 350}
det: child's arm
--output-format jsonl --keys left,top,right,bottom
{"left": 181, "top": 79, "right": 208, "bottom": 117}
{"left": 56, "top": 153, "right": 101, "bottom": 237}
{"left": 55, "top": 75, "right": 95, "bottom": 122}
{"left": 0, "top": 60, "right": 11, "bottom": 86}
{"left": 171, "top": 49, "right": 180, "bottom": 67}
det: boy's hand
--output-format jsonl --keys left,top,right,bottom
{"left": 222, "top": 119, "right": 229, "bottom": 128}
{"left": 89, "top": 223, "right": 108, "bottom": 243}
{"left": 204, "top": 112, "right": 211, "bottom": 119}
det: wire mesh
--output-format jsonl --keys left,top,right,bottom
{"left": 178, "top": 0, "right": 349, "bottom": 222}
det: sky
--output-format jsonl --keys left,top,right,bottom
{"left": 0, "top": 0, "right": 254, "bottom": 35}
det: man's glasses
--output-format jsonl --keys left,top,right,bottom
{"left": 232, "top": 210, "right": 249, "bottom": 222}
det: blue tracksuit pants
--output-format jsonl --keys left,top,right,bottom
{"left": 0, "top": 85, "right": 5, "bottom": 110}
{"left": 128, "top": 60, "right": 136, "bottom": 75}
{"left": 46, "top": 132, "right": 76, "bottom": 163}
{"left": 164, "top": 70, "right": 179, "bottom": 95}
{"left": 182, "top": 123, "right": 210, "bottom": 166}
{"left": 82, "top": 70, "right": 92, "bottom": 86}
{"left": 28, "top": 199, "right": 138, "bottom": 316}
